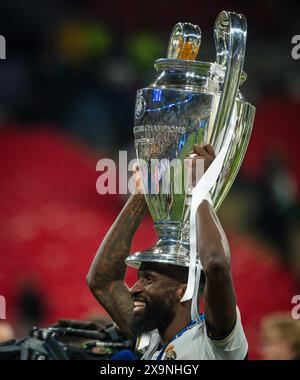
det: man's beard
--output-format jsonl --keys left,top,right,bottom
{"left": 131, "top": 289, "right": 177, "bottom": 335}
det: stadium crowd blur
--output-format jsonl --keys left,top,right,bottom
{"left": 0, "top": 0, "right": 300, "bottom": 359}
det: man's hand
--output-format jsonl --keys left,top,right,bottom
{"left": 192, "top": 144, "right": 216, "bottom": 172}
{"left": 187, "top": 144, "right": 216, "bottom": 188}
{"left": 132, "top": 164, "right": 143, "bottom": 194}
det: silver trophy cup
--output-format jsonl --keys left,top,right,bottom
{"left": 126, "top": 11, "right": 255, "bottom": 269}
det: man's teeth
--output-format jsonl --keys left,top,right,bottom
{"left": 134, "top": 301, "right": 145, "bottom": 306}
{"left": 133, "top": 301, "right": 145, "bottom": 310}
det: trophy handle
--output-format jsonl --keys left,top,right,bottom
{"left": 167, "top": 22, "right": 202, "bottom": 61}
{"left": 211, "top": 11, "right": 247, "bottom": 147}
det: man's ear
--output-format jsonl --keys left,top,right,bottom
{"left": 176, "top": 284, "right": 187, "bottom": 301}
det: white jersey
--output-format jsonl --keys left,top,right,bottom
{"left": 140, "top": 306, "right": 248, "bottom": 360}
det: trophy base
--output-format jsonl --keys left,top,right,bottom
{"left": 125, "top": 246, "right": 191, "bottom": 269}
{"left": 125, "top": 221, "right": 199, "bottom": 269}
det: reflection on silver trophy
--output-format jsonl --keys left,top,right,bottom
{"left": 126, "top": 11, "right": 256, "bottom": 269}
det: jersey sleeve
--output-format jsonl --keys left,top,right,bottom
{"left": 200, "top": 306, "right": 248, "bottom": 360}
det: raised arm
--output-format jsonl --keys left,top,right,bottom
{"left": 193, "top": 144, "right": 236, "bottom": 339}
{"left": 86, "top": 193, "right": 148, "bottom": 339}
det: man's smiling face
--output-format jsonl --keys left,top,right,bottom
{"left": 130, "top": 263, "right": 188, "bottom": 335}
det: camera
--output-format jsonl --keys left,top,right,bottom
{"left": 0, "top": 319, "right": 134, "bottom": 360}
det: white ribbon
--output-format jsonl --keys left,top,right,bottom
{"left": 180, "top": 107, "right": 237, "bottom": 321}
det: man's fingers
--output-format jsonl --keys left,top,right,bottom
{"left": 193, "top": 144, "right": 212, "bottom": 160}
{"left": 204, "top": 144, "right": 216, "bottom": 159}
{"left": 193, "top": 144, "right": 216, "bottom": 159}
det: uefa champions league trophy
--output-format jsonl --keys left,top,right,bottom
{"left": 126, "top": 11, "right": 255, "bottom": 270}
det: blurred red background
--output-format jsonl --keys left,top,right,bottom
{"left": 0, "top": 97, "right": 299, "bottom": 358}
{"left": 0, "top": 0, "right": 300, "bottom": 360}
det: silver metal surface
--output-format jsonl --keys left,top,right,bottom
{"left": 167, "top": 22, "right": 202, "bottom": 61}
{"left": 126, "top": 11, "right": 255, "bottom": 270}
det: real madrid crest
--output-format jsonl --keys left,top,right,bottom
{"left": 135, "top": 95, "right": 146, "bottom": 120}
{"left": 164, "top": 344, "right": 177, "bottom": 360}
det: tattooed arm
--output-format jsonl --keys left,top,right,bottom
{"left": 86, "top": 193, "right": 148, "bottom": 339}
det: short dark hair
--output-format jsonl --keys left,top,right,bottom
{"left": 139, "top": 262, "right": 205, "bottom": 291}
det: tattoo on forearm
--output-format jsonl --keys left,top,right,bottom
{"left": 93, "top": 195, "right": 147, "bottom": 285}
{"left": 88, "top": 194, "right": 147, "bottom": 337}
